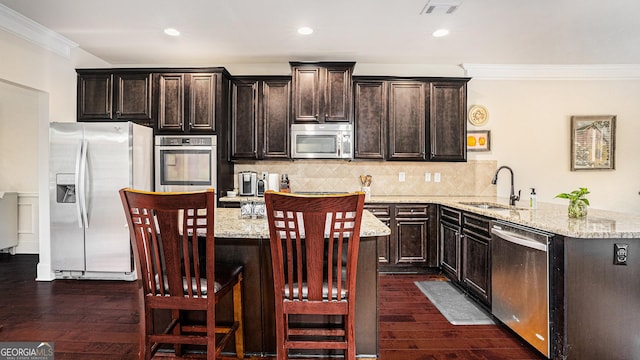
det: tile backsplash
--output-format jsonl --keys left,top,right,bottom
{"left": 234, "top": 160, "right": 497, "bottom": 197}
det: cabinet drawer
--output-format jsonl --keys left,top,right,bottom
{"left": 440, "top": 206, "right": 462, "bottom": 225}
{"left": 365, "top": 205, "right": 391, "bottom": 218}
{"left": 462, "top": 213, "right": 491, "bottom": 237}
{"left": 395, "top": 205, "right": 429, "bottom": 218}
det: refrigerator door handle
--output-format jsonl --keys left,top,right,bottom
{"left": 74, "top": 140, "right": 84, "bottom": 229}
{"left": 79, "top": 139, "right": 89, "bottom": 228}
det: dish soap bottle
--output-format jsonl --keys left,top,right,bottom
{"left": 529, "top": 188, "right": 537, "bottom": 209}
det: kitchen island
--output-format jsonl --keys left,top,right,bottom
{"left": 213, "top": 208, "right": 390, "bottom": 358}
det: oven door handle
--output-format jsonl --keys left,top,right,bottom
{"left": 156, "top": 146, "right": 213, "bottom": 151}
{"left": 491, "top": 227, "right": 547, "bottom": 252}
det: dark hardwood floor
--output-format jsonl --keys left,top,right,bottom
{"left": 0, "top": 254, "right": 544, "bottom": 359}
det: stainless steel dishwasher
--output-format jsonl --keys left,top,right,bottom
{"left": 491, "top": 220, "right": 553, "bottom": 358}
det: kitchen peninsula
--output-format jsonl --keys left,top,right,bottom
{"left": 221, "top": 195, "right": 640, "bottom": 359}
{"left": 213, "top": 207, "right": 390, "bottom": 357}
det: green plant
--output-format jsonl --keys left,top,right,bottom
{"left": 555, "top": 187, "right": 590, "bottom": 218}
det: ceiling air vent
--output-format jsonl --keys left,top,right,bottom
{"left": 420, "top": 0, "right": 463, "bottom": 14}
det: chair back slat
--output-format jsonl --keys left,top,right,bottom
{"left": 265, "top": 192, "right": 365, "bottom": 303}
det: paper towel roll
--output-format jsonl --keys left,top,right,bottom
{"left": 268, "top": 173, "right": 280, "bottom": 191}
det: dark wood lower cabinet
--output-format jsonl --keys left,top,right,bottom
{"left": 461, "top": 212, "right": 491, "bottom": 306}
{"left": 439, "top": 206, "right": 462, "bottom": 280}
{"left": 368, "top": 203, "right": 438, "bottom": 272}
{"left": 440, "top": 220, "right": 461, "bottom": 280}
{"left": 439, "top": 206, "right": 492, "bottom": 308}
{"left": 365, "top": 205, "right": 391, "bottom": 264}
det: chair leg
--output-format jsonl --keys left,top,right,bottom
{"left": 276, "top": 312, "right": 287, "bottom": 360}
{"left": 171, "top": 309, "right": 183, "bottom": 356}
{"left": 346, "top": 313, "right": 356, "bottom": 360}
{"left": 143, "top": 305, "right": 153, "bottom": 360}
{"left": 233, "top": 276, "right": 245, "bottom": 359}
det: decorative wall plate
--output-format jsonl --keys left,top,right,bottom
{"left": 468, "top": 105, "right": 489, "bottom": 126}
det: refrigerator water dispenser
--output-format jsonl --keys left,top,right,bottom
{"left": 56, "top": 173, "right": 76, "bottom": 203}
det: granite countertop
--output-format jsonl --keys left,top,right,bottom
{"left": 215, "top": 208, "right": 391, "bottom": 239}
{"left": 220, "top": 195, "right": 640, "bottom": 239}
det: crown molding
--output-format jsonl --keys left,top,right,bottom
{"left": 462, "top": 64, "right": 640, "bottom": 80}
{"left": 0, "top": 4, "right": 77, "bottom": 58}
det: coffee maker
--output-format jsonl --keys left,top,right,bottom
{"left": 238, "top": 171, "right": 257, "bottom": 196}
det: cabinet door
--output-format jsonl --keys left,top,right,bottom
{"left": 262, "top": 79, "right": 290, "bottom": 158}
{"left": 291, "top": 66, "right": 321, "bottom": 123}
{"left": 440, "top": 221, "right": 461, "bottom": 280}
{"left": 387, "top": 81, "right": 426, "bottom": 160}
{"left": 77, "top": 73, "right": 112, "bottom": 120}
{"left": 291, "top": 62, "right": 354, "bottom": 123}
{"left": 378, "top": 218, "right": 392, "bottom": 264}
{"left": 231, "top": 80, "right": 259, "bottom": 158}
{"left": 323, "top": 65, "right": 352, "bottom": 122}
{"left": 429, "top": 81, "right": 467, "bottom": 161}
{"left": 396, "top": 218, "right": 429, "bottom": 264}
{"left": 188, "top": 73, "right": 216, "bottom": 132}
{"left": 114, "top": 73, "right": 152, "bottom": 122}
{"left": 157, "top": 73, "right": 185, "bottom": 132}
{"left": 462, "top": 230, "right": 491, "bottom": 305}
{"left": 354, "top": 81, "right": 386, "bottom": 159}
{"left": 365, "top": 205, "right": 391, "bottom": 264}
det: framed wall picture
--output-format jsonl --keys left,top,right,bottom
{"left": 570, "top": 115, "right": 616, "bottom": 171}
{"left": 467, "top": 130, "right": 491, "bottom": 151}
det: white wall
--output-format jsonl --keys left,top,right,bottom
{"left": 0, "top": 28, "right": 108, "bottom": 279}
{"left": 0, "top": 81, "right": 39, "bottom": 191}
{"left": 467, "top": 79, "right": 640, "bottom": 215}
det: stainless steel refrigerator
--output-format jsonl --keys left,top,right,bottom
{"left": 49, "top": 122, "right": 153, "bottom": 280}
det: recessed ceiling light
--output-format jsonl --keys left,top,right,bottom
{"left": 432, "top": 29, "right": 450, "bottom": 37}
{"left": 297, "top": 27, "right": 314, "bottom": 35}
{"left": 164, "top": 28, "right": 180, "bottom": 37}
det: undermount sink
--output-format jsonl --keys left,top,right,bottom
{"left": 459, "top": 201, "right": 524, "bottom": 210}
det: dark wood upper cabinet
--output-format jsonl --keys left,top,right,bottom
{"left": 429, "top": 81, "right": 467, "bottom": 161}
{"left": 155, "top": 72, "right": 218, "bottom": 133}
{"left": 77, "top": 73, "right": 112, "bottom": 120}
{"left": 231, "top": 77, "right": 290, "bottom": 159}
{"left": 189, "top": 74, "right": 217, "bottom": 132}
{"left": 262, "top": 79, "right": 290, "bottom": 158}
{"left": 354, "top": 80, "right": 387, "bottom": 159}
{"left": 156, "top": 73, "right": 184, "bottom": 132}
{"left": 77, "top": 71, "right": 152, "bottom": 125}
{"left": 354, "top": 76, "right": 469, "bottom": 162}
{"left": 387, "top": 81, "right": 427, "bottom": 160}
{"left": 290, "top": 62, "right": 354, "bottom": 123}
{"left": 231, "top": 79, "right": 258, "bottom": 158}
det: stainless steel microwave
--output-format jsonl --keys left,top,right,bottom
{"left": 291, "top": 123, "right": 353, "bottom": 159}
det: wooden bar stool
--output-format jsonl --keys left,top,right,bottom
{"left": 264, "top": 191, "right": 365, "bottom": 360}
{"left": 119, "top": 188, "right": 244, "bottom": 360}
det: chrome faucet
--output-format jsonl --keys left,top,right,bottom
{"left": 491, "top": 166, "right": 521, "bottom": 206}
